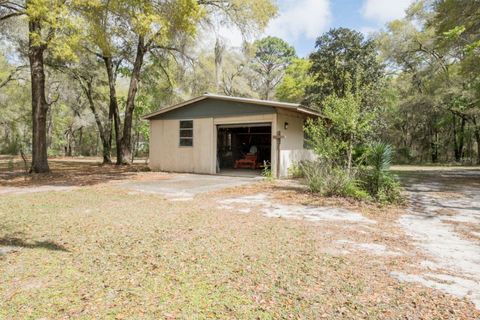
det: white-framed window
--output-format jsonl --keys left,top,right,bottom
{"left": 179, "top": 120, "right": 193, "bottom": 147}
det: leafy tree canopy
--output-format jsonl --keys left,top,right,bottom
{"left": 251, "top": 36, "right": 296, "bottom": 99}
{"left": 275, "top": 58, "right": 313, "bottom": 103}
{"left": 305, "top": 27, "right": 384, "bottom": 110}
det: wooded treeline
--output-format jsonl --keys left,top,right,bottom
{"left": 379, "top": 0, "right": 480, "bottom": 164}
{"left": 0, "top": 0, "right": 479, "bottom": 171}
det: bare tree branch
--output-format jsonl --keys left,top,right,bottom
{"left": 0, "top": 0, "right": 26, "bottom": 20}
{"left": 0, "top": 65, "right": 26, "bottom": 89}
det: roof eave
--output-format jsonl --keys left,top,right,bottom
{"left": 296, "top": 107, "right": 322, "bottom": 117}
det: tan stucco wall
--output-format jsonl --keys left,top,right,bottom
{"left": 276, "top": 109, "right": 316, "bottom": 177}
{"left": 149, "top": 118, "right": 215, "bottom": 174}
{"left": 148, "top": 110, "right": 315, "bottom": 178}
{"left": 149, "top": 114, "right": 277, "bottom": 174}
{"left": 213, "top": 114, "right": 276, "bottom": 126}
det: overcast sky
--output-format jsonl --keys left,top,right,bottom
{"left": 217, "top": 0, "right": 415, "bottom": 57}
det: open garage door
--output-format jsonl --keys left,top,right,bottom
{"left": 216, "top": 123, "right": 272, "bottom": 176}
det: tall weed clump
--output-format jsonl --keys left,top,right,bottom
{"left": 300, "top": 160, "right": 370, "bottom": 201}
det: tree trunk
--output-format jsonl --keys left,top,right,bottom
{"left": 475, "top": 130, "right": 480, "bottom": 165}
{"left": 473, "top": 117, "right": 480, "bottom": 165}
{"left": 131, "top": 130, "right": 140, "bottom": 163}
{"left": 459, "top": 117, "right": 465, "bottom": 161}
{"left": 28, "top": 19, "right": 49, "bottom": 173}
{"left": 120, "top": 35, "right": 146, "bottom": 164}
{"left": 84, "top": 80, "right": 112, "bottom": 164}
{"left": 78, "top": 126, "right": 83, "bottom": 156}
{"left": 103, "top": 56, "right": 123, "bottom": 165}
{"left": 264, "top": 77, "right": 271, "bottom": 100}
{"left": 453, "top": 115, "right": 458, "bottom": 161}
{"left": 453, "top": 114, "right": 466, "bottom": 162}
{"left": 346, "top": 134, "right": 353, "bottom": 176}
{"left": 214, "top": 37, "right": 224, "bottom": 93}
{"left": 430, "top": 142, "right": 438, "bottom": 163}
{"left": 67, "top": 133, "right": 72, "bottom": 157}
{"left": 430, "top": 128, "right": 438, "bottom": 163}
{"left": 65, "top": 129, "right": 73, "bottom": 157}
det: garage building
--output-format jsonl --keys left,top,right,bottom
{"left": 143, "top": 93, "right": 319, "bottom": 177}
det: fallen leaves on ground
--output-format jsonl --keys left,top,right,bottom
{"left": 0, "top": 184, "right": 478, "bottom": 318}
{"left": 0, "top": 157, "right": 167, "bottom": 188}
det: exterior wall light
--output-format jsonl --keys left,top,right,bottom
{"left": 284, "top": 122, "right": 289, "bottom": 130}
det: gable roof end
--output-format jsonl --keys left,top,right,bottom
{"left": 142, "top": 93, "right": 320, "bottom": 120}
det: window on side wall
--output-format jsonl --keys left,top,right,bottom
{"left": 179, "top": 120, "right": 193, "bottom": 147}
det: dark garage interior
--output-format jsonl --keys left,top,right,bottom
{"left": 217, "top": 123, "right": 272, "bottom": 174}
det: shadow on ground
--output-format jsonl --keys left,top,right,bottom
{"left": 0, "top": 158, "right": 150, "bottom": 188}
{"left": 394, "top": 169, "right": 480, "bottom": 192}
{"left": 0, "top": 236, "right": 69, "bottom": 252}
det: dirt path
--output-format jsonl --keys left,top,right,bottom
{"left": 394, "top": 170, "right": 480, "bottom": 309}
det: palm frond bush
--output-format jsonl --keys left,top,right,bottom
{"left": 359, "top": 142, "right": 403, "bottom": 204}
{"left": 368, "top": 142, "right": 393, "bottom": 173}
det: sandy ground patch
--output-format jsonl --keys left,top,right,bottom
{"left": 217, "top": 193, "right": 376, "bottom": 224}
{"left": 393, "top": 170, "right": 480, "bottom": 309}
{"left": 210, "top": 170, "right": 480, "bottom": 310}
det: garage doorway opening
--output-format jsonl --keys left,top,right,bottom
{"left": 216, "top": 123, "right": 271, "bottom": 176}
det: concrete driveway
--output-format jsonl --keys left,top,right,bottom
{"left": 120, "top": 173, "right": 261, "bottom": 201}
